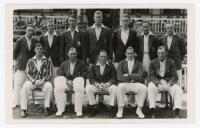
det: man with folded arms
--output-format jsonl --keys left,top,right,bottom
{"left": 116, "top": 46, "right": 147, "bottom": 119}
{"left": 85, "top": 50, "right": 117, "bottom": 117}
{"left": 148, "top": 45, "right": 183, "bottom": 118}
{"left": 20, "top": 43, "right": 53, "bottom": 118}
{"left": 54, "top": 47, "right": 87, "bottom": 117}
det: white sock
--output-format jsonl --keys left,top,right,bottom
{"left": 116, "top": 107, "right": 123, "bottom": 118}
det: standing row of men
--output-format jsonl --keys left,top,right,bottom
{"left": 13, "top": 10, "right": 187, "bottom": 118}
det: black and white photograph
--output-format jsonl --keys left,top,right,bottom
{"left": 11, "top": 7, "right": 188, "bottom": 120}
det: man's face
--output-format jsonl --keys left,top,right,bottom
{"left": 166, "top": 24, "right": 174, "bottom": 36}
{"left": 99, "top": 52, "right": 108, "bottom": 64}
{"left": 126, "top": 49, "right": 135, "bottom": 60}
{"left": 26, "top": 26, "right": 34, "bottom": 38}
{"left": 68, "top": 49, "right": 77, "bottom": 62}
{"left": 94, "top": 13, "right": 103, "bottom": 25}
{"left": 142, "top": 23, "right": 150, "bottom": 35}
{"left": 157, "top": 48, "right": 166, "bottom": 61}
{"left": 35, "top": 46, "right": 43, "bottom": 56}
{"left": 47, "top": 22, "right": 54, "bottom": 34}
{"left": 68, "top": 17, "right": 77, "bottom": 28}
{"left": 121, "top": 17, "right": 130, "bottom": 28}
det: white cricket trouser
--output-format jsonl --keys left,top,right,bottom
{"left": 54, "top": 76, "right": 84, "bottom": 113}
{"left": 13, "top": 70, "right": 26, "bottom": 107}
{"left": 148, "top": 81, "right": 183, "bottom": 110}
{"left": 117, "top": 83, "right": 147, "bottom": 107}
{"left": 177, "top": 69, "right": 182, "bottom": 87}
{"left": 85, "top": 83, "right": 117, "bottom": 106}
{"left": 20, "top": 81, "right": 53, "bottom": 110}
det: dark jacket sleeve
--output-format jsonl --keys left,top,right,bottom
{"left": 79, "top": 61, "right": 88, "bottom": 78}
{"left": 57, "top": 62, "right": 66, "bottom": 77}
{"left": 168, "top": 60, "right": 178, "bottom": 85}
{"left": 109, "top": 64, "right": 117, "bottom": 85}
{"left": 149, "top": 61, "right": 160, "bottom": 85}
{"left": 88, "top": 64, "right": 97, "bottom": 84}
{"left": 117, "top": 61, "right": 130, "bottom": 82}
{"left": 107, "top": 28, "right": 113, "bottom": 60}
{"left": 59, "top": 33, "right": 66, "bottom": 63}
{"left": 83, "top": 29, "right": 89, "bottom": 61}
{"left": 13, "top": 38, "right": 21, "bottom": 60}
{"left": 42, "top": 59, "right": 53, "bottom": 82}
{"left": 179, "top": 36, "right": 187, "bottom": 61}
{"left": 127, "top": 61, "right": 144, "bottom": 82}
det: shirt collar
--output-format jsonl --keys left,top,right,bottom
{"left": 141, "top": 31, "right": 153, "bottom": 36}
{"left": 165, "top": 32, "right": 176, "bottom": 37}
{"left": 25, "top": 35, "right": 32, "bottom": 41}
{"left": 92, "top": 24, "right": 105, "bottom": 29}
{"left": 159, "top": 59, "right": 166, "bottom": 64}
{"left": 125, "top": 58, "right": 135, "bottom": 62}
{"left": 67, "top": 27, "right": 79, "bottom": 32}
{"left": 96, "top": 61, "right": 109, "bottom": 66}
{"left": 32, "top": 55, "right": 46, "bottom": 60}
{"left": 44, "top": 31, "right": 57, "bottom": 36}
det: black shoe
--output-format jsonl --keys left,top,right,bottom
{"left": 107, "top": 106, "right": 117, "bottom": 118}
{"left": 20, "top": 110, "right": 27, "bottom": 118}
{"left": 88, "top": 105, "right": 98, "bottom": 117}
{"left": 150, "top": 108, "right": 155, "bottom": 118}
{"left": 174, "top": 109, "right": 180, "bottom": 118}
{"left": 44, "top": 108, "right": 49, "bottom": 116}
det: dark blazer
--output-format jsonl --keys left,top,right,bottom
{"left": 13, "top": 36, "right": 37, "bottom": 71}
{"left": 149, "top": 58, "right": 178, "bottom": 85}
{"left": 160, "top": 34, "right": 187, "bottom": 70}
{"left": 113, "top": 28, "right": 140, "bottom": 62}
{"left": 59, "top": 29, "right": 85, "bottom": 63}
{"left": 117, "top": 59, "right": 144, "bottom": 83}
{"left": 138, "top": 34, "right": 161, "bottom": 62}
{"left": 84, "top": 25, "right": 113, "bottom": 63}
{"left": 39, "top": 33, "right": 61, "bottom": 67}
{"left": 89, "top": 62, "right": 117, "bottom": 85}
{"left": 57, "top": 59, "right": 87, "bottom": 81}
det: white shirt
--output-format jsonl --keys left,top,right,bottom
{"left": 143, "top": 34, "right": 150, "bottom": 53}
{"left": 25, "top": 35, "right": 32, "bottom": 50}
{"left": 167, "top": 36, "right": 173, "bottom": 50}
{"left": 36, "top": 59, "right": 42, "bottom": 71}
{"left": 67, "top": 27, "right": 79, "bottom": 39}
{"left": 159, "top": 59, "right": 166, "bottom": 77}
{"left": 44, "top": 31, "right": 57, "bottom": 47}
{"left": 96, "top": 61, "right": 109, "bottom": 75}
{"left": 121, "top": 29, "right": 129, "bottom": 45}
{"left": 69, "top": 60, "right": 76, "bottom": 75}
{"left": 92, "top": 24, "right": 105, "bottom": 41}
{"left": 126, "top": 59, "right": 135, "bottom": 74}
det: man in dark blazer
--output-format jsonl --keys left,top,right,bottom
{"left": 84, "top": 10, "right": 113, "bottom": 64}
{"left": 138, "top": 21, "right": 161, "bottom": 80}
{"left": 59, "top": 15, "right": 85, "bottom": 63}
{"left": 160, "top": 23, "right": 187, "bottom": 86}
{"left": 116, "top": 46, "right": 147, "bottom": 119}
{"left": 85, "top": 50, "right": 117, "bottom": 117}
{"left": 40, "top": 21, "right": 61, "bottom": 79}
{"left": 13, "top": 25, "right": 37, "bottom": 108}
{"left": 113, "top": 14, "right": 140, "bottom": 69}
{"left": 54, "top": 47, "right": 87, "bottom": 117}
{"left": 148, "top": 45, "right": 183, "bottom": 118}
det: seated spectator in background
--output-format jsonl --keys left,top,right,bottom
{"left": 16, "top": 16, "right": 26, "bottom": 29}
{"left": 13, "top": 25, "right": 37, "bottom": 108}
{"left": 40, "top": 21, "right": 61, "bottom": 80}
{"left": 116, "top": 46, "right": 147, "bottom": 119}
{"left": 20, "top": 43, "right": 53, "bottom": 118}
{"left": 54, "top": 47, "right": 87, "bottom": 117}
{"left": 32, "top": 16, "right": 40, "bottom": 29}
{"left": 85, "top": 50, "right": 117, "bottom": 117}
{"left": 148, "top": 45, "right": 183, "bottom": 118}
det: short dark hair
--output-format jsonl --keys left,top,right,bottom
{"left": 68, "top": 14, "right": 77, "bottom": 20}
{"left": 99, "top": 49, "right": 107, "bottom": 55}
{"left": 126, "top": 46, "right": 135, "bottom": 53}
{"left": 94, "top": 10, "right": 103, "bottom": 16}
{"left": 122, "top": 14, "right": 130, "bottom": 20}
{"left": 34, "top": 43, "right": 43, "bottom": 48}
{"left": 157, "top": 45, "right": 168, "bottom": 53}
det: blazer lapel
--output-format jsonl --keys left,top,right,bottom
{"left": 164, "top": 58, "right": 170, "bottom": 76}
{"left": 98, "top": 27, "right": 105, "bottom": 42}
{"left": 125, "top": 29, "right": 131, "bottom": 46}
{"left": 131, "top": 60, "right": 137, "bottom": 73}
{"left": 140, "top": 35, "right": 144, "bottom": 52}
{"left": 66, "top": 31, "right": 73, "bottom": 42}
{"left": 102, "top": 64, "right": 109, "bottom": 76}
{"left": 169, "top": 35, "right": 176, "bottom": 50}
{"left": 124, "top": 61, "right": 129, "bottom": 73}
{"left": 44, "top": 35, "right": 51, "bottom": 48}
{"left": 51, "top": 35, "right": 57, "bottom": 48}
{"left": 163, "top": 36, "right": 169, "bottom": 50}
{"left": 149, "top": 35, "right": 153, "bottom": 50}
{"left": 91, "top": 28, "right": 98, "bottom": 42}
{"left": 155, "top": 59, "right": 161, "bottom": 76}
{"left": 23, "top": 37, "right": 29, "bottom": 51}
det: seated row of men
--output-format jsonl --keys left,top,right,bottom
{"left": 19, "top": 43, "right": 183, "bottom": 119}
